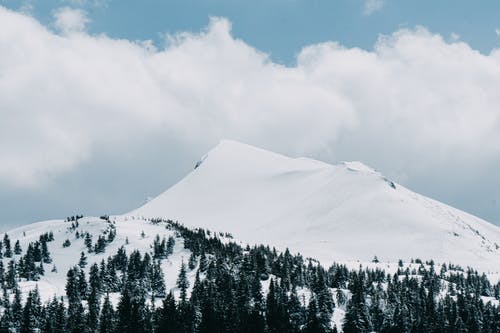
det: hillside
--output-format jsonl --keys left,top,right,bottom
{"left": 131, "top": 140, "right": 500, "bottom": 272}
{"left": 1, "top": 138, "right": 500, "bottom": 332}
{"left": 2, "top": 215, "right": 500, "bottom": 333}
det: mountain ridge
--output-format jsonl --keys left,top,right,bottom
{"left": 131, "top": 140, "right": 500, "bottom": 272}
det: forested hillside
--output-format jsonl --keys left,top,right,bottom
{"left": 0, "top": 217, "right": 499, "bottom": 333}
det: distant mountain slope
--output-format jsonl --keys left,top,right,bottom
{"left": 131, "top": 140, "right": 500, "bottom": 272}
{"left": 4, "top": 216, "right": 198, "bottom": 303}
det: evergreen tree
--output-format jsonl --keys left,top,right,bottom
{"left": 156, "top": 292, "right": 179, "bottom": 333}
{"left": 94, "top": 236, "right": 107, "bottom": 254}
{"left": 3, "top": 234, "right": 12, "bottom": 258}
{"left": 0, "top": 289, "right": 13, "bottom": 332}
{"left": 199, "top": 250, "right": 208, "bottom": 273}
{"left": 0, "top": 261, "right": 4, "bottom": 286}
{"left": 14, "top": 240, "right": 22, "bottom": 255}
{"left": 12, "top": 287, "right": 23, "bottom": 329}
{"left": 288, "top": 288, "right": 305, "bottom": 333}
{"left": 20, "top": 287, "right": 42, "bottom": 333}
{"left": 41, "top": 240, "right": 52, "bottom": 263}
{"left": 166, "top": 236, "right": 175, "bottom": 256}
{"left": 177, "top": 261, "right": 190, "bottom": 304}
{"left": 151, "top": 260, "right": 166, "bottom": 299}
{"left": 99, "top": 295, "right": 115, "bottom": 333}
{"left": 66, "top": 267, "right": 86, "bottom": 333}
{"left": 343, "top": 274, "right": 372, "bottom": 333}
{"left": 188, "top": 252, "right": 197, "bottom": 270}
{"left": 78, "top": 252, "right": 88, "bottom": 269}
{"left": 304, "top": 296, "right": 322, "bottom": 333}
{"left": 266, "top": 279, "right": 291, "bottom": 333}
{"left": 85, "top": 234, "right": 93, "bottom": 253}
{"left": 87, "top": 288, "right": 101, "bottom": 333}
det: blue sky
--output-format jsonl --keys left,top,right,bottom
{"left": 2, "top": 0, "right": 500, "bottom": 64}
{"left": 0, "top": 1, "right": 500, "bottom": 230}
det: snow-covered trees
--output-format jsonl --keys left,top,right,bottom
{"left": 0, "top": 219, "right": 499, "bottom": 332}
{"left": 177, "top": 261, "right": 190, "bottom": 304}
{"left": 3, "top": 234, "right": 12, "bottom": 258}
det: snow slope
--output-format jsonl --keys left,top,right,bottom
{"left": 131, "top": 140, "right": 500, "bottom": 272}
{"left": 4, "top": 216, "right": 198, "bottom": 305}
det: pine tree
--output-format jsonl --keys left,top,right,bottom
{"left": 0, "top": 289, "right": 13, "bottom": 332}
{"left": 99, "top": 295, "right": 115, "bottom": 333}
{"left": 85, "top": 233, "right": 93, "bottom": 253}
{"left": 12, "top": 287, "right": 23, "bottom": 329}
{"left": 177, "top": 261, "right": 190, "bottom": 304}
{"left": 78, "top": 251, "right": 88, "bottom": 269}
{"left": 343, "top": 274, "right": 372, "bottom": 333}
{"left": 0, "top": 261, "right": 4, "bottom": 286}
{"left": 55, "top": 298, "right": 68, "bottom": 333}
{"left": 42, "top": 296, "right": 66, "bottom": 333}
{"left": 14, "top": 240, "right": 22, "bottom": 255}
{"left": 188, "top": 252, "right": 197, "bottom": 270}
{"left": 66, "top": 267, "right": 86, "bottom": 333}
{"left": 393, "top": 301, "right": 411, "bottom": 333}
{"left": 87, "top": 288, "right": 101, "bottom": 333}
{"left": 166, "top": 236, "right": 175, "bottom": 256}
{"left": 199, "top": 250, "right": 208, "bottom": 273}
{"left": 94, "top": 235, "right": 107, "bottom": 254}
{"left": 20, "top": 287, "right": 42, "bottom": 333}
{"left": 41, "top": 239, "right": 51, "bottom": 263}
{"left": 116, "top": 290, "right": 132, "bottom": 333}
{"left": 266, "top": 279, "right": 291, "bottom": 333}
{"left": 151, "top": 260, "right": 166, "bottom": 299}
{"left": 77, "top": 269, "right": 88, "bottom": 299}
{"left": 3, "top": 234, "right": 12, "bottom": 258}
{"left": 89, "top": 263, "right": 101, "bottom": 295}
{"left": 288, "top": 288, "right": 305, "bottom": 333}
{"left": 304, "top": 296, "right": 322, "bottom": 333}
{"left": 157, "top": 292, "right": 179, "bottom": 333}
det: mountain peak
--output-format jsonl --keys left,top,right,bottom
{"left": 205, "top": 139, "right": 295, "bottom": 165}
{"left": 131, "top": 141, "right": 500, "bottom": 271}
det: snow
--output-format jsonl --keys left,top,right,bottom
{"left": 3, "top": 216, "right": 197, "bottom": 303}
{"left": 131, "top": 140, "right": 500, "bottom": 273}
{"left": 343, "top": 161, "right": 378, "bottom": 174}
{"left": 4, "top": 139, "right": 500, "bottom": 305}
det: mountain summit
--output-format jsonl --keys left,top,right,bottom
{"left": 131, "top": 140, "right": 500, "bottom": 271}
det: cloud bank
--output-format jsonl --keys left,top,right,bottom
{"left": 1, "top": 6, "right": 500, "bottom": 222}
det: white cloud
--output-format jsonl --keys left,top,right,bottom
{"left": 496, "top": 28, "right": 500, "bottom": 36}
{"left": 450, "top": 32, "right": 460, "bottom": 41}
{"left": 363, "top": 0, "right": 385, "bottom": 16}
{"left": 53, "top": 7, "right": 89, "bottom": 34}
{"left": 1, "top": 5, "right": 500, "bottom": 202}
{"left": 19, "top": 2, "right": 34, "bottom": 15}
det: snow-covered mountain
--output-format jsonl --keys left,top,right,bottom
{"left": 131, "top": 140, "right": 500, "bottom": 272}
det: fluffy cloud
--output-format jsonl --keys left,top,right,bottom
{"left": 53, "top": 7, "right": 89, "bottom": 34}
{"left": 363, "top": 0, "right": 385, "bottom": 16}
{"left": 1, "top": 6, "right": 500, "bottom": 223}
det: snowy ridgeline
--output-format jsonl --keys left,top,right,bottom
{"left": 0, "top": 215, "right": 499, "bottom": 333}
{"left": 130, "top": 140, "right": 500, "bottom": 273}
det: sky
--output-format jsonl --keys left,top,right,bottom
{"left": 0, "top": 0, "right": 500, "bottom": 230}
